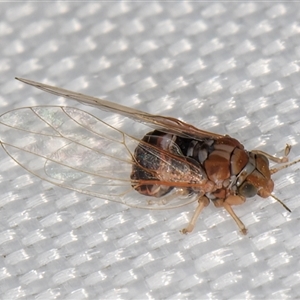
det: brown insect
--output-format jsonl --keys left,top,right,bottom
{"left": 1, "top": 77, "right": 298, "bottom": 234}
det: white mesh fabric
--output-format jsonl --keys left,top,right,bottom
{"left": 0, "top": 2, "right": 300, "bottom": 299}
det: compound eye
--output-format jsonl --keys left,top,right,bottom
{"left": 238, "top": 182, "right": 258, "bottom": 197}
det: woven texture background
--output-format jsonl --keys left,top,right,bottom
{"left": 1, "top": 2, "right": 300, "bottom": 299}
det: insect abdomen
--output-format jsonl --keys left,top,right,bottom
{"left": 131, "top": 130, "right": 207, "bottom": 197}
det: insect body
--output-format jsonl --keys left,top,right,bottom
{"left": 0, "top": 78, "right": 298, "bottom": 234}
{"left": 131, "top": 129, "right": 281, "bottom": 234}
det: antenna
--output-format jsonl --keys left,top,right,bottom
{"left": 270, "top": 194, "right": 291, "bottom": 212}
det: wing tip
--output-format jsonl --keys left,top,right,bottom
{"left": 15, "top": 77, "right": 38, "bottom": 86}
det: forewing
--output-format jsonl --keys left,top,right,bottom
{"left": 0, "top": 106, "right": 200, "bottom": 209}
{"left": 16, "top": 78, "right": 224, "bottom": 140}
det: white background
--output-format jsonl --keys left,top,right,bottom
{"left": 0, "top": 2, "right": 300, "bottom": 299}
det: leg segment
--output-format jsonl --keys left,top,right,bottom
{"left": 181, "top": 195, "right": 209, "bottom": 234}
{"left": 252, "top": 144, "right": 291, "bottom": 163}
{"left": 213, "top": 196, "right": 247, "bottom": 234}
{"left": 223, "top": 202, "right": 247, "bottom": 235}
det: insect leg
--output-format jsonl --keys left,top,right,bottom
{"left": 252, "top": 144, "right": 291, "bottom": 163}
{"left": 223, "top": 202, "right": 247, "bottom": 234}
{"left": 213, "top": 197, "right": 247, "bottom": 234}
{"left": 181, "top": 195, "right": 209, "bottom": 234}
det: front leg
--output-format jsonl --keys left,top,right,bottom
{"left": 252, "top": 144, "right": 291, "bottom": 163}
{"left": 213, "top": 195, "right": 247, "bottom": 234}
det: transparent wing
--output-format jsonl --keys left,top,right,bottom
{"left": 16, "top": 77, "right": 224, "bottom": 140}
{"left": 0, "top": 106, "right": 202, "bottom": 209}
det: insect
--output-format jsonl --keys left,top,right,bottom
{"left": 0, "top": 77, "right": 298, "bottom": 234}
